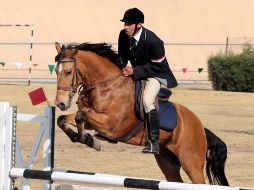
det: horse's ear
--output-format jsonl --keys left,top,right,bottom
{"left": 55, "top": 42, "right": 61, "bottom": 53}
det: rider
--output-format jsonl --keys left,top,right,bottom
{"left": 118, "top": 8, "right": 178, "bottom": 154}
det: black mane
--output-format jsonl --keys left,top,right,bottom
{"left": 76, "top": 43, "right": 122, "bottom": 68}
{"left": 55, "top": 42, "right": 123, "bottom": 68}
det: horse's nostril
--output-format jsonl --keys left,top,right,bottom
{"left": 57, "top": 102, "right": 66, "bottom": 110}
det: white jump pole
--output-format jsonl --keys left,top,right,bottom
{"left": 9, "top": 168, "right": 253, "bottom": 190}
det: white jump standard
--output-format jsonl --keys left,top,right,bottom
{"left": 0, "top": 102, "right": 55, "bottom": 190}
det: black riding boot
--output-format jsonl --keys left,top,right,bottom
{"left": 142, "top": 109, "right": 160, "bottom": 154}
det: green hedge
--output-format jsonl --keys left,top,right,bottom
{"left": 208, "top": 50, "right": 254, "bottom": 92}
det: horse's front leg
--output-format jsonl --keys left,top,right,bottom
{"left": 75, "top": 111, "right": 87, "bottom": 142}
{"left": 75, "top": 111, "right": 101, "bottom": 151}
{"left": 57, "top": 113, "right": 79, "bottom": 142}
{"left": 57, "top": 112, "right": 101, "bottom": 151}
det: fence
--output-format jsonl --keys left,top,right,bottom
{"left": 0, "top": 25, "right": 34, "bottom": 85}
{"left": 0, "top": 38, "right": 253, "bottom": 84}
{"left": 1, "top": 102, "right": 253, "bottom": 190}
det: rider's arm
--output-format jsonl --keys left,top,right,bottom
{"left": 133, "top": 40, "right": 166, "bottom": 80}
{"left": 118, "top": 30, "right": 129, "bottom": 68}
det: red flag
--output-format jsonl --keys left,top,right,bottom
{"left": 182, "top": 67, "right": 187, "bottom": 74}
{"left": 28, "top": 87, "right": 47, "bottom": 106}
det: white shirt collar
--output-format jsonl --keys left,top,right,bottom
{"left": 132, "top": 27, "right": 143, "bottom": 42}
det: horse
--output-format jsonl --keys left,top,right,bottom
{"left": 54, "top": 42, "right": 229, "bottom": 185}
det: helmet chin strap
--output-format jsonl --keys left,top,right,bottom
{"left": 132, "top": 24, "right": 141, "bottom": 36}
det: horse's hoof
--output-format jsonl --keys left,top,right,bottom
{"left": 85, "top": 133, "right": 101, "bottom": 151}
{"left": 71, "top": 136, "right": 79, "bottom": 143}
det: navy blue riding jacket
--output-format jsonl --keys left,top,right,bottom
{"left": 118, "top": 27, "right": 178, "bottom": 88}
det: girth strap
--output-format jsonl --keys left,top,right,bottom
{"left": 115, "top": 120, "right": 144, "bottom": 142}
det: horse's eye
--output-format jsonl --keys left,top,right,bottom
{"left": 65, "top": 69, "right": 72, "bottom": 76}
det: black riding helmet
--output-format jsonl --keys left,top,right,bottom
{"left": 120, "top": 8, "right": 144, "bottom": 24}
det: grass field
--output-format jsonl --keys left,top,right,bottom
{"left": 1, "top": 83, "right": 253, "bottom": 189}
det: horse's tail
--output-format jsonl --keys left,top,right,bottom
{"left": 205, "top": 128, "right": 229, "bottom": 186}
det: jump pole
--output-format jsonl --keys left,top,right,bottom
{"left": 9, "top": 168, "right": 253, "bottom": 190}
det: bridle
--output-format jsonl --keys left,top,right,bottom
{"left": 56, "top": 49, "right": 123, "bottom": 101}
{"left": 56, "top": 58, "right": 81, "bottom": 99}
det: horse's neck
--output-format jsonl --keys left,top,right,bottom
{"left": 77, "top": 51, "right": 122, "bottom": 86}
{"left": 76, "top": 52, "right": 138, "bottom": 141}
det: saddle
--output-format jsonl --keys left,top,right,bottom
{"left": 135, "top": 80, "right": 177, "bottom": 131}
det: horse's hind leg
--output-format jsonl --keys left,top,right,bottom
{"left": 176, "top": 136, "right": 206, "bottom": 183}
{"left": 155, "top": 148, "right": 183, "bottom": 182}
{"left": 179, "top": 152, "right": 206, "bottom": 184}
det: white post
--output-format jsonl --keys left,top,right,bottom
{"left": 0, "top": 102, "right": 16, "bottom": 190}
{"left": 28, "top": 26, "right": 34, "bottom": 86}
{"left": 42, "top": 106, "right": 55, "bottom": 190}
{"left": 0, "top": 102, "right": 8, "bottom": 190}
{"left": 0, "top": 102, "right": 55, "bottom": 190}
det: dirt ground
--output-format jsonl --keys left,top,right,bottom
{"left": 1, "top": 83, "right": 253, "bottom": 189}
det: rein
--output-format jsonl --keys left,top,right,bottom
{"left": 78, "top": 74, "right": 123, "bottom": 95}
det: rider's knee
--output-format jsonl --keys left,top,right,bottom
{"left": 143, "top": 97, "right": 155, "bottom": 113}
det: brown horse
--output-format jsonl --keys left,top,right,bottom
{"left": 54, "top": 42, "right": 229, "bottom": 185}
